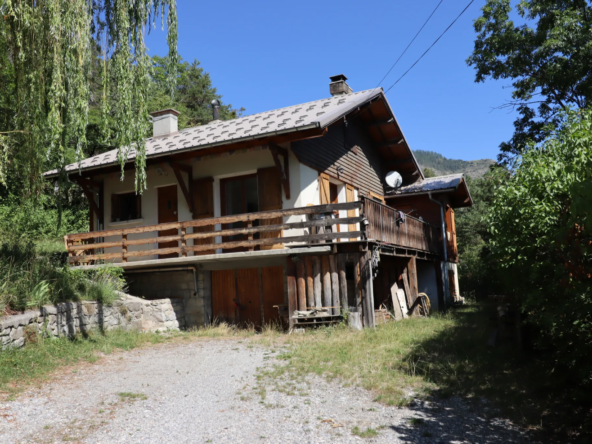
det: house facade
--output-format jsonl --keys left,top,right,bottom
{"left": 46, "top": 75, "right": 472, "bottom": 329}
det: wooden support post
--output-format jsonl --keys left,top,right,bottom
{"left": 170, "top": 161, "right": 194, "bottom": 216}
{"left": 389, "top": 268, "right": 404, "bottom": 321}
{"left": 268, "top": 143, "right": 290, "bottom": 200}
{"left": 329, "top": 255, "right": 340, "bottom": 315}
{"left": 287, "top": 257, "right": 297, "bottom": 329}
{"left": 354, "top": 255, "right": 362, "bottom": 311}
{"left": 337, "top": 254, "right": 348, "bottom": 313}
{"left": 408, "top": 256, "right": 419, "bottom": 315}
{"left": 360, "top": 251, "right": 375, "bottom": 328}
{"left": 312, "top": 256, "right": 322, "bottom": 308}
{"left": 305, "top": 257, "right": 314, "bottom": 309}
{"left": 321, "top": 256, "right": 332, "bottom": 309}
{"left": 296, "top": 259, "right": 306, "bottom": 311}
{"left": 180, "top": 227, "right": 187, "bottom": 257}
{"left": 259, "top": 267, "right": 265, "bottom": 324}
{"left": 121, "top": 234, "right": 128, "bottom": 263}
{"left": 402, "top": 268, "right": 413, "bottom": 312}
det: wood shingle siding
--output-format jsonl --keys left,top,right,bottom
{"left": 291, "top": 117, "right": 384, "bottom": 197}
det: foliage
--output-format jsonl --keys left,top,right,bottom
{"left": 455, "top": 167, "right": 509, "bottom": 298}
{"left": 422, "top": 167, "right": 436, "bottom": 178}
{"left": 487, "top": 108, "right": 592, "bottom": 382}
{"left": 0, "top": 192, "right": 87, "bottom": 241}
{"left": 0, "top": 238, "right": 125, "bottom": 312}
{"left": 413, "top": 149, "right": 494, "bottom": 178}
{"left": 148, "top": 56, "right": 244, "bottom": 130}
{"left": 0, "top": 0, "right": 178, "bottom": 195}
{"left": 467, "top": 0, "right": 592, "bottom": 165}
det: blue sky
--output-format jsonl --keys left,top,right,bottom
{"left": 145, "top": 0, "right": 517, "bottom": 162}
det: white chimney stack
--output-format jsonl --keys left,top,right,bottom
{"left": 150, "top": 109, "right": 180, "bottom": 137}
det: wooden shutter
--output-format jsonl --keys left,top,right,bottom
{"left": 319, "top": 172, "right": 331, "bottom": 205}
{"left": 367, "top": 190, "right": 385, "bottom": 204}
{"left": 111, "top": 194, "right": 120, "bottom": 222}
{"left": 345, "top": 184, "right": 357, "bottom": 241}
{"left": 258, "top": 167, "right": 283, "bottom": 250}
{"left": 192, "top": 177, "right": 215, "bottom": 255}
{"left": 445, "top": 206, "right": 458, "bottom": 261}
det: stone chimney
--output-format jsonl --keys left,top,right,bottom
{"left": 329, "top": 74, "right": 353, "bottom": 96}
{"left": 150, "top": 109, "right": 180, "bottom": 137}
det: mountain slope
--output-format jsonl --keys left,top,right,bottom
{"left": 412, "top": 150, "right": 495, "bottom": 178}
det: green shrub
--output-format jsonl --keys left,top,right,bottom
{"left": 487, "top": 109, "right": 592, "bottom": 380}
{"left": 0, "top": 238, "right": 125, "bottom": 312}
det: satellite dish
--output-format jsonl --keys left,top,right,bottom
{"left": 385, "top": 171, "right": 403, "bottom": 188}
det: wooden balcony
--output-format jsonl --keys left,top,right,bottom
{"left": 65, "top": 199, "right": 442, "bottom": 265}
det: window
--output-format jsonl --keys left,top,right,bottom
{"left": 111, "top": 192, "right": 141, "bottom": 222}
{"left": 220, "top": 174, "right": 259, "bottom": 242}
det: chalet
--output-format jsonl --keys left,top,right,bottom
{"left": 45, "top": 75, "right": 472, "bottom": 329}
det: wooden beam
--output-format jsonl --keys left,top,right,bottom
{"left": 169, "top": 161, "right": 192, "bottom": 174}
{"left": 379, "top": 138, "right": 405, "bottom": 148}
{"left": 321, "top": 256, "right": 332, "bottom": 309}
{"left": 71, "top": 176, "right": 101, "bottom": 189}
{"left": 305, "top": 257, "right": 315, "bottom": 309}
{"left": 169, "top": 162, "right": 194, "bottom": 215}
{"left": 296, "top": 259, "right": 306, "bottom": 311}
{"left": 287, "top": 257, "right": 297, "bottom": 329}
{"left": 329, "top": 255, "right": 340, "bottom": 315}
{"left": 312, "top": 256, "right": 322, "bottom": 308}
{"left": 268, "top": 143, "right": 290, "bottom": 200}
{"left": 76, "top": 182, "right": 102, "bottom": 224}
{"left": 337, "top": 254, "right": 348, "bottom": 313}
{"left": 384, "top": 158, "right": 413, "bottom": 168}
{"left": 368, "top": 118, "right": 394, "bottom": 127}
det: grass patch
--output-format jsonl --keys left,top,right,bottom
{"left": 118, "top": 392, "right": 147, "bottom": 401}
{"left": 352, "top": 426, "right": 378, "bottom": 438}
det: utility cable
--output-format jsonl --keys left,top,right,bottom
{"left": 385, "top": 0, "right": 475, "bottom": 93}
{"left": 376, "top": 0, "right": 444, "bottom": 88}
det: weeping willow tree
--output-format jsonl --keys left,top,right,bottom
{"left": 0, "top": 0, "right": 178, "bottom": 195}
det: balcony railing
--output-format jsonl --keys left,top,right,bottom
{"left": 66, "top": 202, "right": 364, "bottom": 265}
{"left": 65, "top": 200, "right": 443, "bottom": 265}
{"left": 363, "top": 197, "right": 442, "bottom": 254}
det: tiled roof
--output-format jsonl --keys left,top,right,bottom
{"left": 389, "top": 173, "right": 464, "bottom": 195}
{"left": 45, "top": 88, "right": 383, "bottom": 177}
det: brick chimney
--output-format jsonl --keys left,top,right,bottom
{"left": 329, "top": 74, "right": 352, "bottom": 96}
{"left": 150, "top": 109, "right": 180, "bottom": 137}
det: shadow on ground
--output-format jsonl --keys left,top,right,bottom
{"left": 395, "top": 304, "right": 591, "bottom": 443}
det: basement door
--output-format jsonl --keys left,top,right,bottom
{"left": 157, "top": 185, "right": 178, "bottom": 259}
{"left": 211, "top": 266, "right": 285, "bottom": 327}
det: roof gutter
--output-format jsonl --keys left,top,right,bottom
{"left": 428, "top": 192, "right": 450, "bottom": 309}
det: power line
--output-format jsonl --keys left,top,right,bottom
{"left": 385, "top": 0, "right": 475, "bottom": 93}
{"left": 376, "top": 0, "right": 444, "bottom": 88}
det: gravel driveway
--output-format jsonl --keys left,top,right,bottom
{"left": 0, "top": 339, "right": 529, "bottom": 443}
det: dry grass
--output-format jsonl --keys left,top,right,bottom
{"left": 256, "top": 314, "right": 456, "bottom": 406}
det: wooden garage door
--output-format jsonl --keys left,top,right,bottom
{"left": 212, "top": 270, "right": 236, "bottom": 323}
{"left": 212, "top": 266, "right": 285, "bottom": 327}
{"left": 262, "top": 266, "right": 285, "bottom": 324}
{"left": 258, "top": 167, "right": 283, "bottom": 250}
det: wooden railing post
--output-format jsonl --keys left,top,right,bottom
{"left": 181, "top": 227, "right": 187, "bottom": 257}
{"left": 121, "top": 233, "right": 127, "bottom": 263}
{"left": 247, "top": 221, "right": 254, "bottom": 251}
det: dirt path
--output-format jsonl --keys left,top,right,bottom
{"left": 0, "top": 339, "right": 529, "bottom": 443}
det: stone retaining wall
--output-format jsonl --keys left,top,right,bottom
{"left": 0, "top": 293, "right": 185, "bottom": 350}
